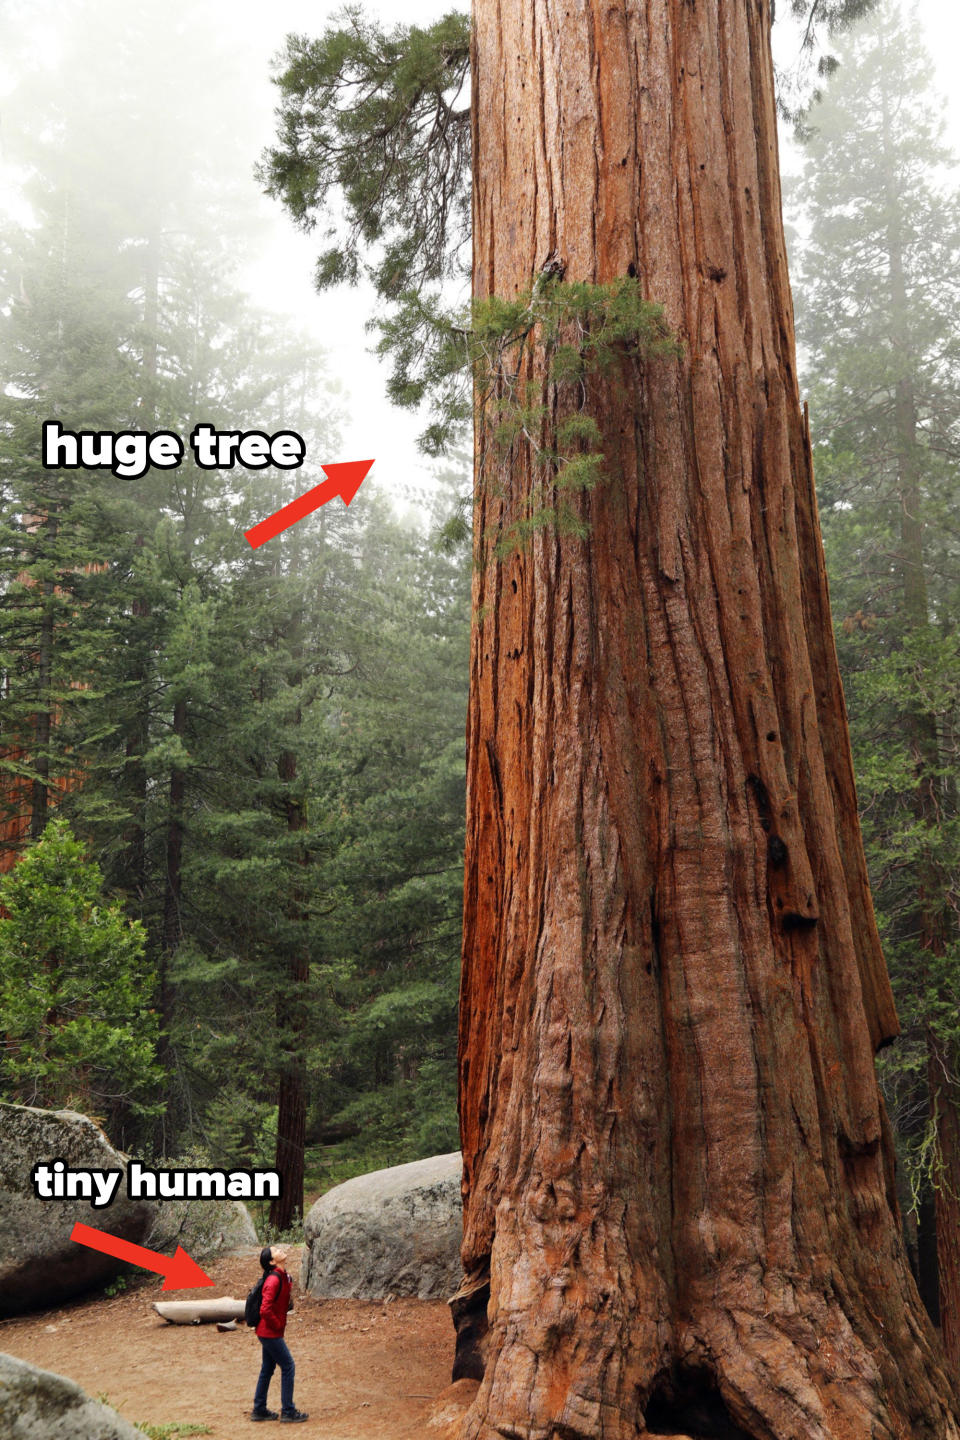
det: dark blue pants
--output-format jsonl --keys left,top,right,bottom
{"left": 253, "top": 1336, "right": 296, "bottom": 1415}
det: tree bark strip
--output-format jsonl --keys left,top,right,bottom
{"left": 458, "top": 1, "right": 960, "bottom": 1435}
{"left": 270, "top": 741, "right": 308, "bottom": 1234}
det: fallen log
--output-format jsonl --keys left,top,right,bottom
{"left": 152, "top": 1297, "right": 246, "bottom": 1325}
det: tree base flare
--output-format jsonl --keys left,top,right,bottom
{"left": 454, "top": 1273, "right": 960, "bottom": 1440}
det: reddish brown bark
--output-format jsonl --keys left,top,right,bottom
{"left": 456, "top": 2, "right": 960, "bottom": 1436}
{"left": 0, "top": 517, "right": 88, "bottom": 875}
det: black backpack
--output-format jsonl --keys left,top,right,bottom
{"left": 244, "top": 1272, "right": 268, "bottom": 1328}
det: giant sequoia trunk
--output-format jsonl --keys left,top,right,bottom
{"left": 456, "top": 2, "right": 960, "bottom": 1437}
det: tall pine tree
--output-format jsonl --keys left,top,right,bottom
{"left": 791, "top": 0, "right": 960, "bottom": 1361}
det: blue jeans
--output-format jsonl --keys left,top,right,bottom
{"left": 253, "top": 1336, "right": 296, "bottom": 1415}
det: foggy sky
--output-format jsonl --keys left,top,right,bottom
{"left": 1, "top": 0, "right": 958, "bottom": 514}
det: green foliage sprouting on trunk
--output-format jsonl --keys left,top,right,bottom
{"left": 467, "top": 277, "right": 681, "bottom": 556}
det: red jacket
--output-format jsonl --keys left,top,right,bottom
{"left": 256, "top": 1267, "right": 292, "bottom": 1338}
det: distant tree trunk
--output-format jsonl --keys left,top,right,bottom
{"left": 155, "top": 693, "right": 187, "bottom": 1152}
{"left": 903, "top": 1065, "right": 943, "bottom": 1329}
{"left": 270, "top": 508, "right": 309, "bottom": 1237}
{"left": 457, "top": 2, "right": 960, "bottom": 1436}
{"left": 30, "top": 529, "right": 56, "bottom": 840}
{"left": 124, "top": 222, "right": 160, "bottom": 909}
{"left": 270, "top": 741, "right": 308, "bottom": 1234}
{"left": 159, "top": 697, "right": 185, "bottom": 967}
{"left": 917, "top": 1181, "right": 942, "bottom": 1327}
{"left": 122, "top": 629, "right": 149, "bottom": 903}
{"left": 931, "top": 1037, "right": 960, "bottom": 1363}
{"left": 269, "top": 384, "right": 314, "bottom": 1235}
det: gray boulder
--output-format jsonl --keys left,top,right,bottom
{"left": 0, "top": 1352, "right": 143, "bottom": 1439}
{"left": 0, "top": 1103, "right": 155, "bottom": 1317}
{"left": 147, "top": 1195, "right": 258, "bottom": 1258}
{"left": 302, "top": 1151, "right": 463, "bottom": 1300}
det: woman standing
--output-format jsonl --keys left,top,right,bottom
{"left": 250, "top": 1244, "right": 308, "bottom": 1423}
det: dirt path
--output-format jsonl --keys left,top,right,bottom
{"left": 0, "top": 1248, "right": 461, "bottom": 1438}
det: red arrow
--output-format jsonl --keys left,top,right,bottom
{"left": 244, "top": 458, "right": 374, "bottom": 549}
{"left": 70, "top": 1221, "right": 215, "bottom": 1291}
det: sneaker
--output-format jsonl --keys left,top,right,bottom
{"left": 280, "top": 1411, "right": 309, "bottom": 1424}
{"left": 250, "top": 1409, "right": 279, "bottom": 1421}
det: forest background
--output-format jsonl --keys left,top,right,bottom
{"left": 0, "top": 0, "right": 957, "bottom": 1336}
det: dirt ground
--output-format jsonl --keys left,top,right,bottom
{"left": 0, "top": 1247, "right": 472, "bottom": 1438}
